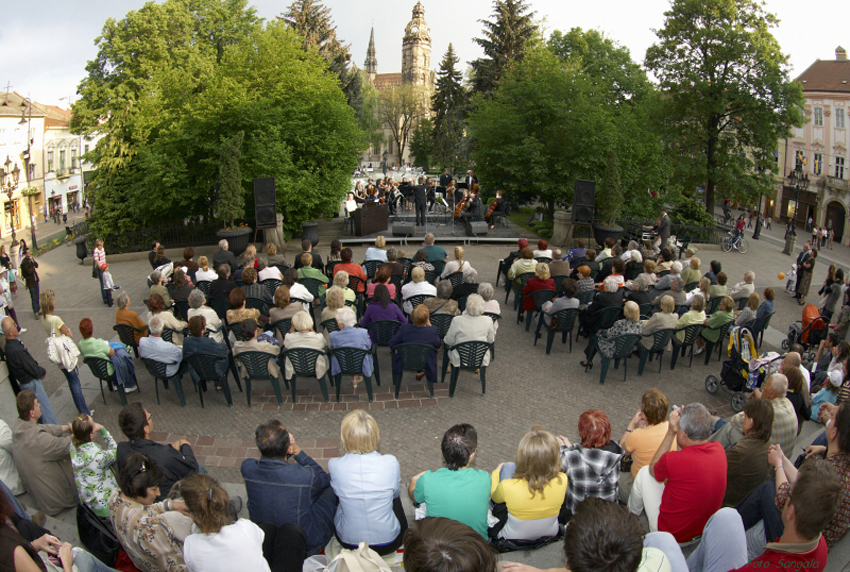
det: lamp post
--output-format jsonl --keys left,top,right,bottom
{"left": 0, "top": 156, "right": 21, "bottom": 245}
{"left": 18, "top": 99, "right": 37, "bottom": 252}
{"left": 782, "top": 165, "right": 809, "bottom": 255}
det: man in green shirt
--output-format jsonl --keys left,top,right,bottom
{"left": 421, "top": 233, "right": 448, "bottom": 264}
{"left": 297, "top": 253, "right": 329, "bottom": 296}
{"left": 409, "top": 423, "right": 491, "bottom": 538}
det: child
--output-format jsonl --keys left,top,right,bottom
{"left": 812, "top": 370, "right": 843, "bottom": 420}
{"left": 785, "top": 263, "right": 797, "bottom": 295}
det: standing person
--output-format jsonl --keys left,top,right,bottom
{"left": 794, "top": 242, "right": 811, "bottom": 296}
{"left": 656, "top": 207, "right": 671, "bottom": 250}
{"left": 17, "top": 239, "right": 27, "bottom": 268}
{"left": 40, "top": 289, "right": 90, "bottom": 416}
{"left": 797, "top": 249, "right": 818, "bottom": 305}
{"left": 92, "top": 238, "right": 113, "bottom": 307}
{"left": 19, "top": 247, "right": 39, "bottom": 318}
{"left": 414, "top": 176, "right": 427, "bottom": 227}
{"left": 0, "top": 266, "right": 22, "bottom": 333}
{"left": 2, "top": 317, "right": 58, "bottom": 425}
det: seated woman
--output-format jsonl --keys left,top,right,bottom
{"left": 629, "top": 259, "right": 657, "bottom": 290}
{"left": 811, "top": 367, "right": 845, "bottom": 420}
{"left": 722, "top": 398, "right": 774, "bottom": 508}
{"left": 490, "top": 426, "right": 567, "bottom": 540}
{"left": 388, "top": 305, "right": 441, "bottom": 383}
{"left": 734, "top": 292, "right": 760, "bottom": 327}
{"left": 283, "top": 268, "right": 314, "bottom": 313}
{"left": 283, "top": 311, "right": 329, "bottom": 382}
{"left": 412, "top": 249, "right": 435, "bottom": 273}
{"left": 360, "top": 285, "right": 407, "bottom": 344}
{"left": 327, "top": 238, "right": 343, "bottom": 265}
{"left": 755, "top": 287, "right": 775, "bottom": 324}
{"left": 242, "top": 267, "right": 272, "bottom": 316}
{"left": 575, "top": 265, "right": 595, "bottom": 293}
{"left": 673, "top": 293, "right": 706, "bottom": 342}
{"left": 539, "top": 278, "right": 579, "bottom": 329}
{"left": 366, "top": 266, "right": 396, "bottom": 299}
{"left": 625, "top": 275, "right": 653, "bottom": 306}
{"left": 685, "top": 276, "right": 711, "bottom": 306}
{"left": 655, "top": 248, "right": 674, "bottom": 273}
{"left": 152, "top": 244, "right": 171, "bottom": 268}
{"left": 116, "top": 292, "right": 149, "bottom": 345}
{"left": 452, "top": 268, "right": 479, "bottom": 300}
{"left": 581, "top": 300, "right": 641, "bottom": 369}
{"left": 109, "top": 453, "right": 192, "bottom": 572}
{"left": 401, "top": 267, "right": 437, "bottom": 315}
{"left": 332, "top": 270, "right": 356, "bottom": 305}
{"left": 441, "top": 246, "right": 473, "bottom": 278}
{"left": 785, "top": 367, "right": 812, "bottom": 433}
{"left": 242, "top": 244, "right": 260, "bottom": 269}
{"left": 182, "top": 473, "right": 305, "bottom": 572}
{"left": 695, "top": 295, "right": 734, "bottom": 354}
{"left": 444, "top": 294, "right": 495, "bottom": 368}
{"left": 79, "top": 317, "right": 138, "bottom": 394}
{"left": 321, "top": 286, "right": 346, "bottom": 342}
{"left": 184, "top": 316, "right": 229, "bottom": 390}
{"left": 556, "top": 410, "right": 624, "bottom": 521}
{"left": 532, "top": 239, "right": 553, "bottom": 260}
{"left": 639, "top": 294, "right": 678, "bottom": 350}
{"left": 521, "top": 263, "right": 555, "bottom": 317}
{"left": 263, "top": 242, "right": 289, "bottom": 268}
{"left": 269, "top": 285, "right": 301, "bottom": 334}
{"left": 332, "top": 248, "right": 367, "bottom": 294}
{"left": 147, "top": 293, "right": 187, "bottom": 340}
{"left": 296, "top": 254, "right": 328, "bottom": 295}
{"left": 476, "top": 282, "right": 500, "bottom": 326}
{"left": 226, "top": 287, "right": 261, "bottom": 327}
{"left": 187, "top": 289, "right": 224, "bottom": 345}
{"left": 507, "top": 248, "right": 537, "bottom": 289}
{"left": 329, "top": 411, "right": 407, "bottom": 555}
{"left": 624, "top": 250, "right": 643, "bottom": 281}
{"left": 329, "top": 307, "right": 373, "bottom": 389}
{"left": 170, "top": 269, "right": 194, "bottom": 303}
{"left": 72, "top": 414, "right": 119, "bottom": 519}
{"left": 710, "top": 271, "right": 729, "bottom": 299}
{"left": 604, "top": 258, "right": 626, "bottom": 288}
{"left": 364, "top": 235, "right": 388, "bottom": 263}
{"left": 424, "top": 280, "right": 459, "bottom": 316}
{"left": 618, "top": 389, "right": 676, "bottom": 490}
{"left": 233, "top": 318, "right": 282, "bottom": 380}
{"left": 149, "top": 270, "right": 172, "bottom": 308}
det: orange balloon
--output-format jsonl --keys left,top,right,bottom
{"left": 778, "top": 272, "right": 785, "bottom": 280}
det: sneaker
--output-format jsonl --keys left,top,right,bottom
{"left": 694, "top": 347, "right": 705, "bottom": 355}
{"left": 229, "top": 496, "right": 243, "bottom": 519}
{"left": 18, "top": 327, "right": 26, "bottom": 334}
{"left": 112, "top": 285, "right": 121, "bottom": 290}
{"left": 124, "top": 385, "right": 138, "bottom": 393}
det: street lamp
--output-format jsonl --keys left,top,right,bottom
{"left": 0, "top": 156, "right": 21, "bottom": 245}
{"left": 781, "top": 165, "right": 809, "bottom": 255}
{"left": 18, "top": 99, "right": 37, "bottom": 251}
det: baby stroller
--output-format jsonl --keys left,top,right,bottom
{"left": 705, "top": 326, "right": 781, "bottom": 412}
{"left": 782, "top": 304, "right": 828, "bottom": 362}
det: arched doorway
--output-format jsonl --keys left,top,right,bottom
{"left": 826, "top": 201, "right": 846, "bottom": 243}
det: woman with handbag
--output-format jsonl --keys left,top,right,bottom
{"left": 40, "top": 289, "right": 90, "bottom": 416}
{"left": 92, "top": 239, "right": 113, "bottom": 307}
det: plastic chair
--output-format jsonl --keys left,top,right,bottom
{"left": 456, "top": 296, "right": 468, "bottom": 313}
{"left": 638, "top": 303, "right": 654, "bottom": 320}
{"left": 670, "top": 324, "right": 705, "bottom": 369}
{"left": 444, "top": 272, "right": 464, "bottom": 289}
{"left": 234, "top": 351, "right": 284, "bottom": 406}
{"left": 522, "top": 289, "right": 556, "bottom": 330}
{"left": 246, "top": 297, "right": 267, "bottom": 313}
{"left": 184, "top": 352, "right": 236, "bottom": 407}
{"left": 736, "top": 297, "right": 748, "bottom": 312}
{"left": 84, "top": 356, "right": 130, "bottom": 406}
{"left": 587, "top": 306, "right": 622, "bottom": 337}
{"left": 389, "top": 275, "right": 404, "bottom": 305}
{"left": 751, "top": 311, "right": 774, "bottom": 349}
{"left": 366, "top": 320, "right": 403, "bottom": 347}
{"left": 196, "top": 281, "right": 212, "bottom": 297}
{"left": 321, "top": 318, "right": 340, "bottom": 334}
{"left": 262, "top": 279, "right": 282, "bottom": 298}
{"left": 684, "top": 281, "right": 699, "bottom": 293}
{"left": 705, "top": 296, "right": 723, "bottom": 315}
{"left": 209, "top": 297, "right": 230, "bottom": 321}
{"left": 324, "top": 261, "right": 339, "bottom": 279}
{"left": 553, "top": 275, "right": 566, "bottom": 294}
{"left": 535, "top": 308, "right": 579, "bottom": 355}
{"left": 113, "top": 324, "right": 147, "bottom": 357}
{"left": 228, "top": 321, "right": 248, "bottom": 342}
{"left": 432, "top": 260, "right": 446, "bottom": 275}
{"left": 446, "top": 341, "right": 492, "bottom": 398}
{"left": 637, "top": 328, "right": 676, "bottom": 375}
{"left": 656, "top": 270, "right": 670, "bottom": 279}
{"left": 424, "top": 271, "right": 439, "bottom": 285}
{"left": 405, "top": 294, "right": 435, "bottom": 317}
{"left": 301, "top": 278, "right": 326, "bottom": 300}
{"left": 391, "top": 343, "right": 438, "bottom": 397}
{"left": 510, "top": 272, "right": 535, "bottom": 311}
{"left": 173, "top": 300, "right": 190, "bottom": 322}
{"left": 397, "top": 258, "right": 413, "bottom": 277}
{"left": 534, "top": 257, "right": 552, "bottom": 265}
{"left": 161, "top": 327, "right": 186, "bottom": 345}
{"left": 282, "top": 347, "right": 331, "bottom": 403}
{"left": 577, "top": 290, "right": 596, "bottom": 306}
{"left": 484, "top": 312, "right": 502, "bottom": 360}
{"left": 597, "top": 334, "right": 642, "bottom": 384}
{"left": 430, "top": 313, "right": 455, "bottom": 341}
{"left": 329, "top": 346, "right": 380, "bottom": 402}
{"left": 142, "top": 357, "right": 187, "bottom": 407}
{"left": 270, "top": 318, "right": 293, "bottom": 343}
{"left": 700, "top": 319, "right": 734, "bottom": 365}
{"left": 362, "top": 260, "right": 381, "bottom": 281}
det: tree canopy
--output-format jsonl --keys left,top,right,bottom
{"left": 377, "top": 84, "right": 427, "bottom": 165}
{"left": 431, "top": 44, "right": 468, "bottom": 170}
{"left": 72, "top": 0, "right": 363, "bottom": 238}
{"left": 644, "top": 0, "right": 805, "bottom": 213}
{"left": 470, "top": 0, "right": 537, "bottom": 95}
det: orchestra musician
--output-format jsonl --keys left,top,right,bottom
{"left": 464, "top": 169, "right": 479, "bottom": 192}
{"left": 426, "top": 178, "right": 437, "bottom": 212}
{"left": 486, "top": 190, "right": 508, "bottom": 229}
{"left": 438, "top": 168, "right": 453, "bottom": 199}
{"left": 353, "top": 181, "right": 366, "bottom": 205}
{"left": 459, "top": 188, "right": 482, "bottom": 236}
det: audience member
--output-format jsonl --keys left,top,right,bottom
{"left": 233, "top": 318, "right": 281, "bottom": 380}
{"left": 539, "top": 278, "right": 579, "bottom": 329}
{"left": 140, "top": 315, "right": 186, "bottom": 382}
{"left": 444, "top": 294, "right": 494, "bottom": 370}
{"left": 187, "top": 289, "right": 224, "bottom": 345}
{"left": 639, "top": 295, "right": 678, "bottom": 350}
{"left": 379, "top": 247, "right": 406, "bottom": 279}
{"left": 283, "top": 267, "right": 314, "bottom": 313}
{"left": 618, "top": 389, "right": 676, "bottom": 498}
{"left": 360, "top": 285, "right": 407, "bottom": 344}
{"left": 149, "top": 270, "right": 172, "bottom": 308}
{"left": 329, "top": 307, "right": 373, "bottom": 389}
{"left": 213, "top": 239, "right": 238, "bottom": 272}
{"left": 71, "top": 414, "right": 119, "bottom": 518}
{"left": 293, "top": 239, "right": 324, "bottom": 272}
{"left": 146, "top": 293, "right": 187, "bottom": 337}
{"left": 403, "top": 517, "right": 497, "bottom": 572}
{"left": 282, "top": 311, "right": 329, "bottom": 381}
{"left": 422, "top": 234, "right": 448, "bottom": 263}
{"left": 424, "top": 280, "right": 459, "bottom": 315}
{"left": 258, "top": 257, "right": 284, "bottom": 283}
{"left": 296, "top": 254, "right": 328, "bottom": 295}
{"left": 722, "top": 398, "right": 774, "bottom": 507}
{"left": 402, "top": 267, "right": 437, "bottom": 314}
{"left": 195, "top": 256, "right": 217, "bottom": 282}
{"left": 116, "top": 292, "right": 149, "bottom": 345}
{"left": 2, "top": 317, "right": 58, "bottom": 424}
{"left": 729, "top": 271, "right": 756, "bottom": 301}
{"left": 364, "top": 236, "right": 389, "bottom": 263}
{"left": 210, "top": 265, "right": 237, "bottom": 300}
{"left": 332, "top": 248, "right": 367, "bottom": 294}
{"left": 183, "top": 316, "right": 229, "bottom": 390}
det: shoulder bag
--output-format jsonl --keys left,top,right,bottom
{"left": 46, "top": 315, "right": 80, "bottom": 371}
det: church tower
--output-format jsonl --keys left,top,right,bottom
{"left": 364, "top": 27, "right": 377, "bottom": 80}
{"left": 401, "top": 2, "right": 431, "bottom": 85}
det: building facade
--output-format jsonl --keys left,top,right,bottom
{"left": 774, "top": 47, "right": 850, "bottom": 245}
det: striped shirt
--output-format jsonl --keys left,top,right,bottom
{"left": 93, "top": 246, "right": 106, "bottom": 268}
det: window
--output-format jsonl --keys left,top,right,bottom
{"left": 795, "top": 151, "right": 805, "bottom": 171}
{"left": 59, "top": 149, "right": 66, "bottom": 173}
{"left": 838, "top": 108, "right": 846, "bottom": 129}
{"left": 47, "top": 150, "right": 54, "bottom": 172}
{"left": 837, "top": 157, "right": 846, "bottom": 179}
{"left": 70, "top": 149, "right": 77, "bottom": 170}
{"left": 814, "top": 153, "right": 823, "bottom": 176}
{"left": 814, "top": 107, "right": 824, "bottom": 126}
{"left": 84, "top": 144, "right": 89, "bottom": 155}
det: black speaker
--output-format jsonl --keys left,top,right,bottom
{"left": 468, "top": 221, "right": 489, "bottom": 236}
{"left": 393, "top": 222, "right": 415, "bottom": 237}
{"left": 573, "top": 179, "right": 596, "bottom": 224}
{"left": 254, "top": 177, "right": 277, "bottom": 228}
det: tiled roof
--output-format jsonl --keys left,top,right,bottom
{"left": 796, "top": 60, "right": 850, "bottom": 93}
{"left": 373, "top": 73, "right": 403, "bottom": 90}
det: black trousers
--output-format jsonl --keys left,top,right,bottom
{"left": 415, "top": 199, "right": 426, "bottom": 226}
{"left": 735, "top": 480, "right": 784, "bottom": 543}
{"left": 337, "top": 496, "right": 408, "bottom": 556}
{"left": 27, "top": 283, "right": 40, "bottom": 316}
{"left": 258, "top": 522, "right": 308, "bottom": 572}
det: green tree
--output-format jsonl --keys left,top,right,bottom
{"left": 377, "top": 84, "right": 427, "bottom": 164}
{"left": 596, "top": 148, "right": 622, "bottom": 223}
{"left": 218, "top": 130, "right": 245, "bottom": 228}
{"left": 409, "top": 118, "right": 434, "bottom": 170}
{"left": 431, "top": 44, "right": 468, "bottom": 170}
{"left": 470, "top": 0, "right": 537, "bottom": 95}
{"left": 467, "top": 48, "right": 613, "bottom": 219}
{"left": 644, "top": 0, "right": 805, "bottom": 214}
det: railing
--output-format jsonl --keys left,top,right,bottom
{"left": 614, "top": 219, "right": 726, "bottom": 245}
{"left": 93, "top": 222, "right": 222, "bottom": 255}
{"left": 827, "top": 176, "right": 849, "bottom": 190}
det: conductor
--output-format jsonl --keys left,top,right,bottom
{"left": 414, "top": 176, "right": 427, "bottom": 226}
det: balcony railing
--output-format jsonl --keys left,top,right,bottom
{"left": 827, "top": 176, "right": 849, "bottom": 190}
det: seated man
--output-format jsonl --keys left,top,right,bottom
{"left": 548, "top": 250, "right": 570, "bottom": 279}
{"left": 379, "top": 247, "right": 406, "bottom": 279}
{"left": 241, "top": 420, "right": 337, "bottom": 556}
{"left": 498, "top": 238, "right": 529, "bottom": 284}
{"left": 241, "top": 267, "right": 273, "bottom": 316}
{"left": 296, "top": 253, "right": 329, "bottom": 295}
{"left": 213, "top": 238, "right": 238, "bottom": 272}
{"left": 139, "top": 315, "right": 186, "bottom": 380}
{"left": 11, "top": 390, "right": 77, "bottom": 516}
{"left": 2, "top": 317, "right": 58, "bottom": 425}
{"left": 408, "top": 424, "right": 491, "bottom": 538}
{"left": 233, "top": 318, "right": 282, "bottom": 380}
{"left": 293, "top": 238, "right": 324, "bottom": 272}
{"left": 628, "top": 403, "right": 726, "bottom": 542}
{"left": 116, "top": 401, "right": 199, "bottom": 499}
{"left": 404, "top": 518, "right": 498, "bottom": 572}
{"left": 650, "top": 261, "right": 683, "bottom": 295}
{"left": 210, "top": 264, "right": 237, "bottom": 300}
{"left": 729, "top": 270, "right": 756, "bottom": 301}
{"left": 710, "top": 373, "right": 797, "bottom": 459}
{"left": 183, "top": 316, "right": 229, "bottom": 390}
{"left": 422, "top": 233, "right": 448, "bottom": 264}
{"left": 784, "top": 347, "right": 812, "bottom": 392}
{"left": 565, "top": 239, "right": 587, "bottom": 267}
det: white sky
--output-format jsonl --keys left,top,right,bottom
{"left": 2, "top": 0, "right": 848, "bottom": 107}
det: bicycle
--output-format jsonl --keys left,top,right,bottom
{"left": 63, "top": 226, "right": 74, "bottom": 247}
{"left": 721, "top": 231, "right": 748, "bottom": 254}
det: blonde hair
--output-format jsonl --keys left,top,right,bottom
{"left": 411, "top": 266, "right": 425, "bottom": 283}
{"left": 245, "top": 244, "right": 257, "bottom": 259}
{"left": 198, "top": 256, "right": 209, "bottom": 270}
{"left": 95, "top": 239, "right": 104, "bottom": 248}
{"left": 721, "top": 296, "right": 735, "bottom": 312}
{"left": 266, "top": 243, "right": 278, "bottom": 255}
{"left": 512, "top": 426, "right": 562, "bottom": 498}
{"left": 181, "top": 474, "right": 232, "bottom": 534}
{"left": 644, "top": 259, "right": 656, "bottom": 274}
{"left": 326, "top": 286, "right": 345, "bottom": 310}
{"left": 340, "top": 410, "right": 380, "bottom": 454}
{"left": 334, "top": 270, "right": 349, "bottom": 289}
{"left": 691, "top": 295, "right": 705, "bottom": 312}
{"left": 699, "top": 277, "right": 711, "bottom": 299}
{"left": 747, "top": 292, "right": 760, "bottom": 311}
{"left": 40, "top": 289, "right": 56, "bottom": 317}
{"left": 690, "top": 256, "right": 700, "bottom": 270}
{"left": 535, "top": 263, "right": 550, "bottom": 280}
{"left": 375, "top": 236, "right": 386, "bottom": 249}
{"left": 454, "top": 246, "right": 464, "bottom": 264}
{"left": 660, "top": 295, "right": 675, "bottom": 314}
{"left": 623, "top": 300, "right": 639, "bottom": 322}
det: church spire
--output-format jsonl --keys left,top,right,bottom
{"left": 364, "top": 27, "right": 377, "bottom": 76}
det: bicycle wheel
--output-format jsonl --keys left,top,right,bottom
{"left": 721, "top": 237, "right": 733, "bottom": 252}
{"left": 737, "top": 238, "right": 749, "bottom": 254}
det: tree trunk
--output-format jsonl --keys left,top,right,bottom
{"left": 546, "top": 199, "right": 555, "bottom": 221}
{"left": 705, "top": 126, "right": 718, "bottom": 215}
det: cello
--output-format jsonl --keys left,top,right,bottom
{"left": 453, "top": 190, "right": 470, "bottom": 219}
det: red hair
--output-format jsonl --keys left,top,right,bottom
{"left": 537, "top": 239, "right": 548, "bottom": 251}
{"left": 79, "top": 318, "right": 94, "bottom": 339}
{"left": 577, "top": 409, "right": 611, "bottom": 449}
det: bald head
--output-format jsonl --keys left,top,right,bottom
{"left": 765, "top": 373, "right": 788, "bottom": 399}
{"left": 2, "top": 317, "right": 17, "bottom": 339}
{"left": 783, "top": 351, "right": 802, "bottom": 370}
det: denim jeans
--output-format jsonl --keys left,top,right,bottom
{"left": 27, "top": 283, "right": 40, "bottom": 315}
{"left": 73, "top": 550, "right": 120, "bottom": 572}
{"left": 19, "top": 379, "right": 57, "bottom": 425}
{"left": 61, "top": 366, "right": 91, "bottom": 415}
{"left": 685, "top": 508, "right": 748, "bottom": 572}
{"left": 0, "top": 479, "right": 29, "bottom": 521}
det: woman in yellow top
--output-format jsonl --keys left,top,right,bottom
{"left": 490, "top": 426, "right": 567, "bottom": 540}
